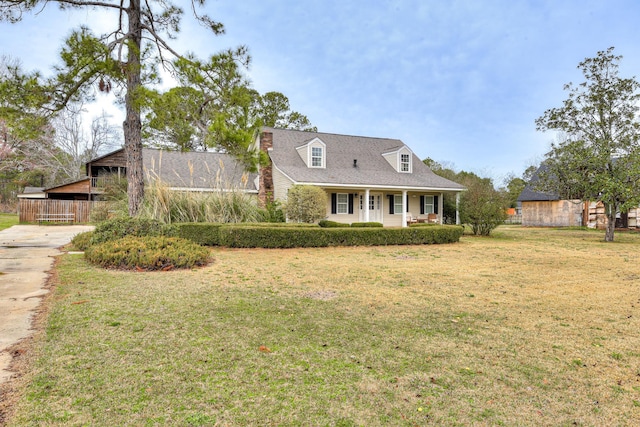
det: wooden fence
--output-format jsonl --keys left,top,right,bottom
{"left": 18, "top": 199, "right": 105, "bottom": 223}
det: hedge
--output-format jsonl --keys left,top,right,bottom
{"left": 215, "top": 224, "right": 463, "bottom": 248}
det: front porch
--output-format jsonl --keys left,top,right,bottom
{"left": 324, "top": 188, "right": 461, "bottom": 227}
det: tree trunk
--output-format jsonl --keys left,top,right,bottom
{"left": 605, "top": 204, "right": 616, "bottom": 242}
{"left": 124, "top": 0, "right": 144, "bottom": 217}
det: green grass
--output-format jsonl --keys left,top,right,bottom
{"left": 5, "top": 225, "right": 640, "bottom": 426}
{"left": 0, "top": 213, "right": 18, "bottom": 231}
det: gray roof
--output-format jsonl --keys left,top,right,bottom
{"left": 142, "top": 148, "right": 257, "bottom": 192}
{"left": 23, "top": 186, "right": 45, "bottom": 194}
{"left": 517, "top": 186, "right": 559, "bottom": 202}
{"left": 517, "top": 164, "right": 560, "bottom": 202}
{"left": 265, "top": 127, "right": 465, "bottom": 191}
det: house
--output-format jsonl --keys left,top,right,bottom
{"left": 518, "top": 167, "right": 639, "bottom": 229}
{"left": 255, "top": 127, "right": 465, "bottom": 227}
{"left": 17, "top": 148, "right": 257, "bottom": 223}
{"left": 85, "top": 148, "right": 257, "bottom": 195}
{"left": 18, "top": 148, "right": 258, "bottom": 201}
{"left": 20, "top": 128, "right": 466, "bottom": 227}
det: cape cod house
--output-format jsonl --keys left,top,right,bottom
{"left": 255, "top": 128, "right": 465, "bottom": 227}
{"left": 20, "top": 127, "right": 465, "bottom": 226}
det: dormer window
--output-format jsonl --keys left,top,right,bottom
{"left": 296, "top": 137, "right": 326, "bottom": 168}
{"left": 311, "top": 146, "right": 323, "bottom": 167}
{"left": 382, "top": 146, "right": 413, "bottom": 173}
{"left": 400, "top": 154, "right": 410, "bottom": 172}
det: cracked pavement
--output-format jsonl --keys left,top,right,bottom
{"left": 0, "top": 225, "right": 93, "bottom": 384}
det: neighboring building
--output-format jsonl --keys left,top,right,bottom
{"left": 518, "top": 167, "right": 639, "bottom": 229}
{"left": 255, "top": 127, "right": 465, "bottom": 227}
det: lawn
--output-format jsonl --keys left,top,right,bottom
{"left": 3, "top": 226, "right": 640, "bottom": 426}
{"left": 0, "top": 213, "right": 18, "bottom": 231}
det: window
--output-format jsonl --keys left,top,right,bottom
{"left": 336, "top": 193, "right": 348, "bottom": 214}
{"left": 400, "top": 153, "right": 410, "bottom": 172}
{"left": 423, "top": 195, "right": 435, "bottom": 214}
{"left": 311, "top": 146, "right": 323, "bottom": 167}
{"left": 393, "top": 194, "right": 403, "bottom": 214}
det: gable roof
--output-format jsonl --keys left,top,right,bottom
{"left": 142, "top": 148, "right": 257, "bottom": 192}
{"left": 264, "top": 127, "right": 465, "bottom": 191}
{"left": 517, "top": 164, "right": 560, "bottom": 202}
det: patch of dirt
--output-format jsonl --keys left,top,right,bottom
{"left": 303, "top": 290, "right": 338, "bottom": 300}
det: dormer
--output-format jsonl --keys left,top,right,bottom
{"left": 296, "top": 137, "right": 326, "bottom": 168}
{"left": 382, "top": 146, "right": 413, "bottom": 173}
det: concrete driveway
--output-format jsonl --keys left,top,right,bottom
{"left": 0, "top": 225, "right": 94, "bottom": 384}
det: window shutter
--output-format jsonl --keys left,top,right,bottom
{"left": 387, "top": 194, "right": 394, "bottom": 214}
{"left": 331, "top": 193, "right": 337, "bottom": 214}
{"left": 420, "top": 196, "right": 425, "bottom": 215}
{"left": 348, "top": 194, "right": 354, "bottom": 214}
{"left": 434, "top": 196, "right": 439, "bottom": 214}
{"left": 406, "top": 194, "right": 409, "bottom": 212}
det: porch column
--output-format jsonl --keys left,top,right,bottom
{"left": 456, "top": 192, "right": 461, "bottom": 225}
{"left": 402, "top": 190, "right": 408, "bottom": 227}
{"left": 364, "top": 188, "right": 370, "bottom": 222}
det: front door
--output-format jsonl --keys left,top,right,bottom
{"left": 360, "top": 193, "right": 383, "bottom": 223}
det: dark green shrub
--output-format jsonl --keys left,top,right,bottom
{"left": 85, "top": 236, "right": 211, "bottom": 270}
{"left": 350, "top": 222, "right": 383, "bottom": 227}
{"left": 70, "top": 231, "right": 94, "bottom": 251}
{"left": 91, "top": 217, "right": 174, "bottom": 245}
{"left": 257, "top": 198, "right": 286, "bottom": 223}
{"left": 174, "top": 223, "right": 223, "bottom": 246}
{"left": 217, "top": 225, "right": 464, "bottom": 248}
{"left": 319, "top": 220, "right": 350, "bottom": 228}
{"left": 220, "top": 226, "right": 330, "bottom": 248}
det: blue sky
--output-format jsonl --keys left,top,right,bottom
{"left": 2, "top": 0, "right": 640, "bottom": 183}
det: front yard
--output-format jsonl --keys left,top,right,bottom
{"left": 3, "top": 226, "right": 640, "bottom": 426}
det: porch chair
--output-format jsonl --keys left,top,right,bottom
{"left": 406, "top": 213, "right": 418, "bottom": 225}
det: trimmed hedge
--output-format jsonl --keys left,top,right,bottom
{"left": 217, "top": 225, "right": 463, "bottom": 248}
{"left": 173, "top": 223, "right": 223, "bottom": 246}
{"left": 351, "top": 222, "right": 383, "bottom": 228}
{"left": 319, "top": 220, "right": 350, "bottom": 228}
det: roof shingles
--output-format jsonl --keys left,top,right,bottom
{"left": 265, "top": 127, "right": 465, "bottom": 191}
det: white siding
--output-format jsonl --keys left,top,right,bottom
{"left": 272, "top": 167, "right": 294, "bottom": 201}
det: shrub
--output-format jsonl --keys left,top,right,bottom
{"left": 284, "top": 185, "right": 327, "bottom": 223}
{"left": 174, "top": 223, "right": 223, "bottom": 246}
{"left": 257, "top": 198, "right": 286, "bottom": 223}
{"left": 319, "top": 220, "right": 350, "bottom": 228}
{"left": 351, "top": 222, "right": 383, "bottom": 227}
{"left": 91, "top": 217, "right": 173, "bottom": 245}
{"left": 460, "top": 179, "right": 509, "bottom": 236}
{"left": 217, "top": 225, "right": 464, "bottom": 248}
{"left": 70, "top": 231, "right": 94, "bottom": 251}
{"left": 85, "top": 236, "right": 211, "bottom": 271}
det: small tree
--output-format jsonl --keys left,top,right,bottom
{"left": 460, "top": 177, "right": 508, "bottom": 236}
{"left": 284, "top": 185, "right": 327, "bottom": 223}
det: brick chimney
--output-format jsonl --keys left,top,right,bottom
{"left": 258, "top": 131, "right": 274, "bottom": 207}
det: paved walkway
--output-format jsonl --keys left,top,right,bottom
{"left": 0, "top": 225, "right": 94, "bottom": 384}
